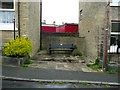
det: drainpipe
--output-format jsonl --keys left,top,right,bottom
{"left": 40, "top": 0, "right": 42, "bottom": 50}
{"left": 13, "top": 19, "right": 15, "bottom": 40}
{"left": 18, "top": 0, "right": 20, "bottom": 38}
{"left": 102, "top": 1, "right": 110, "bottom": 71}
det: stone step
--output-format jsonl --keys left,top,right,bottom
{"left": 32, "top": 56, "right": 85, "bottom": 63}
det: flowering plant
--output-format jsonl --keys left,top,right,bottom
{"left": 4, "top": 37, "right": 33, "bottom": 57}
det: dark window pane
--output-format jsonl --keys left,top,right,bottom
{"left": 112, "top": 22, "right": 120, "bottom": 32}
{"left": 1, "top": 0, "right": 14, "bottom": 9}
{"left": 110, "top": 36, "right": 116, "bottom": 45}
{"left": 110, "top": 35, "right": 120, "bottom": 45}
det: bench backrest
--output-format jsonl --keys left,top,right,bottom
{"left": 49, "top": 44, "right": 74, "bottom": 48}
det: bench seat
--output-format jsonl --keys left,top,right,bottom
{"left": 50, "top": 49, "right": 73, "bottom": 51}
{"left": 49, "top": 44, "right": 74, "bottom": 55}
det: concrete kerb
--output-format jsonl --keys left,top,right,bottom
{"left": 0, "top": 76, "right": 120, "bottom": 86}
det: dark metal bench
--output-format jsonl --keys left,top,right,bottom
{"left": 49, "top": 44, "right": 74, "bottom": 55}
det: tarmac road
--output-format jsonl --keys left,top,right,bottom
{"left": 2, "top": 65, "right": 118, "bottom": 83}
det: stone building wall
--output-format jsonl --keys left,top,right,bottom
{"left": 110, "top": 6, "right": 120, "bottom": 21}
{"left": 79, "top": 1, "right": 108, "bottom": 60}
{"left": 79, "top": 1, "right": 120, "bottom": 60}
{"left": 15, "top": 0, "right": 40, "bottom": 57}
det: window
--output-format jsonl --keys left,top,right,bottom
{"left": 2, "top": 2, "right": 14, "bottom": 9}
{"left": 0, "top": 0, "right": 15, "bottom": 10}
{"left": 110, "top": 0, "right": 120, "bottom": 6}
{"left": 109, "top": 21, "right": 120, "bottom": 53}
{"left": 0, "top": 0, "right": 16, "bottom": 30}
{"left": 79, "top": 9, "right": 83, "bottom": 21}
{"left": 111, "top": 22, "right": 120, "bottom": 32}
{"left": 80, "top": 9, "right": 83, "bottom": 16}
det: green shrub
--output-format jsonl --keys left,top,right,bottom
{"left": 24, "top": 55, "right": 31, "bottom": 64}
{"left": 72, "top": 49, "right": 82, "bottom": 56}
{"left": 4, "top": 37, "right": 33, "bottom": 57}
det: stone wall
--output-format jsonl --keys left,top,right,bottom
{"left": 0, "top": 30, "right": 18, "bottom": 50}
{"left": 42, "top": 33, "right": 85, "bottom": 55}
{"left": 15, "top": 1, "right": 40, "bottom": 57}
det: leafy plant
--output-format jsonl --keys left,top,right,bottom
{"left": 98, "top": 65, "right": 102, "bottom": 68}
{"left": 4, "top": 37, "right": 33, "bottom": 57}
{"left": 72, "top": 49, "right": 82, "bottom": 56}
{"left": 94, "top": 58, "right": 99, "bottom": 65}
{"left": 86, "top": 64, "right": 91, "bottom": 67}
{"left": 37, "top": 48, "right": 40, "bottom": 52}
{"left": 24, "top": 55, "right": 31, "bottom": 64}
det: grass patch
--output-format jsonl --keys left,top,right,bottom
{"left": 90, "top": 83, "right": 95, "bottom": 85}
{"left": 21, "top": 64, "right": 29, "bottom": 68}
{"left": 105, "top": 85, "right": 110, "bottom": 87}
{"left": 0, "top": 62, "right": 2, "bottom": 65}
{"left": 24, "top": 55, "right": 31, "bottom": 64}
{"left": 105, "top": 67, "right": 116, "bottom": 74}
{"left": 38, "top": 81, "right": 44, "bottom": 83}
{"left": 51, "top": 82, "right": 64, "bottom": 84}
{"left": 81, "top": 82, "right": 88, "bottom": 85}
{"left": 86, "top": 58, "right": 102, "bottom": 71}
